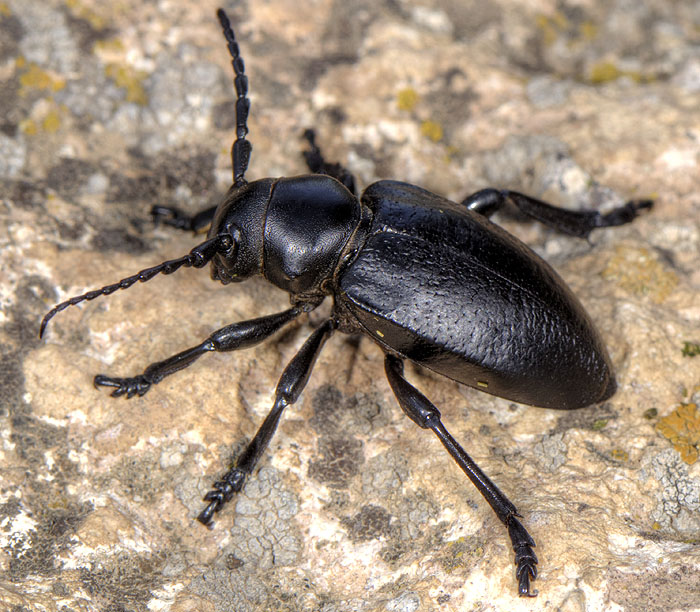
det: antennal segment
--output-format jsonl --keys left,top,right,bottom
{"left": 217, "top": 8, "right": 252, "bottom": 187}
{"left": 40, "top": 234, "right": 234, "bottom": 339}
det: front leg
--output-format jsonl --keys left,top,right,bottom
{"left": 94, "top": 307, "right": 302, "bottom": 398}
{"left": 151, "top": 204, "right": 217, "bottom": 233}
{"left": 384, "top": 354, "right": 538, "bottom": 597}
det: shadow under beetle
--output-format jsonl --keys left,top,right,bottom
{"left": 40, "top": 9, "right": 653, "bottom": 597}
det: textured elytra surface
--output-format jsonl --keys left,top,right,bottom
{"left": 2, "top": 0, "right": 700, "bottom": 611}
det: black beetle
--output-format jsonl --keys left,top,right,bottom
{"left": 40, "top": 9, "right": 652, "bottom": 597}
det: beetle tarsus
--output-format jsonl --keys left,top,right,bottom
{"left": 508, "top": 515, "right": 538, "bottom": 597}
{"left": 94, "top": 374, "right": 152, "bottom": 398}
{"left": 197, "top": 470, "right": 247, "bottom": 525}
{"left": 152, "top": 205, "right": 192, "bottom": 230}
{"left": 596, "top": 198, "right": 654, "bottom": 228}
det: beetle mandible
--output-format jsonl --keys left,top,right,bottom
{"left": 40, "top": 9, "right": 653, "bottom": 597}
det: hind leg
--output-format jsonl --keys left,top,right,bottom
{"left": 461, "top": 188, "right": 652, "bottom": 239}
{"left": 384, "top": 354, "right": 538, "bottom": 597}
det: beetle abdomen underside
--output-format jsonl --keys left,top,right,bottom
{"left": 339, "top": 181, "right": 614, "bottom": 410}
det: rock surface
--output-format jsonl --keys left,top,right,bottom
{"left": 1, "top": 0, "right": 699, "bottom": 610}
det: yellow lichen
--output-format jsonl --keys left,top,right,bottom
{"left": 610, "top": 449, "right": 629, "bottom": 462}
{"left": 397, "top": 88, "right": 445, "bottom": 145}
{"left": 105, "top": 63, "right": 148, "bottom": 105}
{"left": 535, "top": 12, "right": 569, "bottom": 46}
{"left": 94, "top": 38, "right": 126, "bottom": 54}
{"left": 656, "top": 403, "right": 700, "bottom": 465}
{"left": 18, "top": 62, "right": 66, "bottom": 94}
{"left": 602, "top": 245, "right": 678, "bottom": 303}
{"left": 20, "top": 102, "right": 66, "bottom": 135}
{"left": 42, "top": 109, "right": 62, "bottom": 132}
{"left": 19, "top": 118, "right": 38, "bottom": 135}
{"left": 589, "top": 61, "right": 622, "bottom": 84}
{"left": 397, "top": 87, "right": 419, "bottom": 112}
{"left": 65, "top": 0, "right": 106, "bottom": 30}
{"left": 420, "top": 120, "right": 443, "bottom": 143}
{"left": 580, "top": 21, "right": 598, "bottom": 41}
{"left": 588, "top": 61, "right": 648, "bottom": 84}
{"left": 681, "top": 342, "right": 700, "bottom": 358}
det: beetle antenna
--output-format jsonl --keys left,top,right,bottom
{"left": 217, "top": 8, "right": 251, "bottom": 187}
{"left": 40, "top": 234, "right": 234, "bottom": 339}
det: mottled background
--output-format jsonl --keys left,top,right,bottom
{"left": 1, "top": 0, "right": 699, "bottom": 611}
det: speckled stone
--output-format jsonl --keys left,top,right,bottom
{"left": 2, "top": 1, "right": 699, "bottom": 611}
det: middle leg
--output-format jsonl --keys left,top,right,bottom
{"left": 198, "top": 318, "right": 336, "bottom": 524}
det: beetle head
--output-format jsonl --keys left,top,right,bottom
{"left": 207, "top": 178, "right": 274, "bottom": 284}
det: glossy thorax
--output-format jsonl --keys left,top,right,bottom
{"left": 208, "top": 174, "right": 361, "bottom": 297}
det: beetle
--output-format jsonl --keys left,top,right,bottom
{"left": 40, "top": 9, "right": 652, "bottom": 597}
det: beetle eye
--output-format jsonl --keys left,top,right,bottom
{"left": 222, "top": 225, "right": 241, "bottom": 258}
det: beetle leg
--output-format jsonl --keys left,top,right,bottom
{"left": 151, "top": 205, "right": 217, "bottom": 233}
{"left": 460, "top": 188, "right": 652, "bottom": 239}
{"left": 197, "top": 318, "right": 336, "bottom": 525}
{"left": 384, "top": 354, "right": 538, "bottom": 597}
{"left": 302, "top": 129, "right": 357, "bottom": 195}
{"left": 94, "top": 307, "right": 302, "bottom": 398}
{"left": 459, "top": 188, "right": 504, "bottom": 217}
